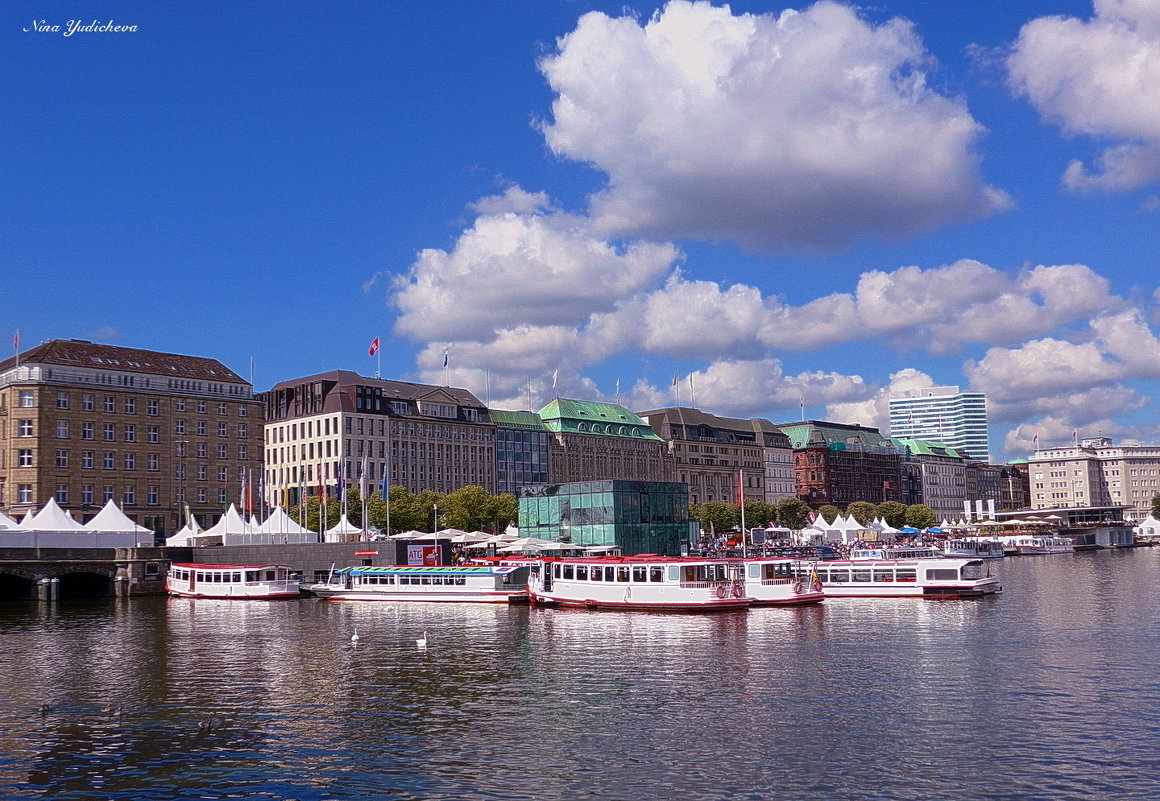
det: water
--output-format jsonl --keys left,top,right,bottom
{"left": 3, "top": 549, "right": 1160, "bottom": 800}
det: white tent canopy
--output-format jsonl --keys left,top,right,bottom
{"left": 86, "top": 499, "right": 152, "bottom": 534}
{"left": 324, "top": 513, "right": 365, "bottom": 543}
{"left": 26, "top": 498, "right": 88, "bottom": 531}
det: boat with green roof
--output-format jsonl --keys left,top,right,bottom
{"left": 308, "top": 564, "right": 530, "bottom": 603}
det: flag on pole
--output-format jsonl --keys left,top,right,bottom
{"left": 12, "top": 330, "right": 19, "bottom": 352}
{"left": 672, "top": 372, "right": 679, "bottom": 388}
{"left": 368, "top": 336, "right": 380, "bottom": 356}
{"left": 380, "top": 463, "right": 389, "bottom": 500}
{"left": 336, "top": 461, "right": 346, "bottom": 502}
{"left": 317, "top": 464, "right": 325, "bottom": 500}
{"left": 552, "top": 367, "right": 558, "bottom": 390}
{"left": 359, "top": 453, "right": 369, "bottom": 498}
{"left": 442, "top": 349, "right": 449, "bottom": 368}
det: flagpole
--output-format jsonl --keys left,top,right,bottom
{"left": 739, "top": 468, "right": 747, "bottom": 559}
{"left": 688, "top": 374, "right": 695, "bottom": 409}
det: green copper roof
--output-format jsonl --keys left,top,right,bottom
{"left": 489, "top": 409, "right": 545, "bottom": 430}
{"left": 777, "top": 421, "right": 896, "bottom": 452}
{"left": 891, "top": 438, "right": 969, "bottom": 459}
{"left": 538, "top": 398, "right": 664, "bottom": 441}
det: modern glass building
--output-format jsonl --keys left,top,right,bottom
{"left": 518, "top": 480, "right": 692, "bottom": 556}
{"left": 888, "top": 386, "right": 990, "bottom": 463}
{"left": 491, "top": 410, "right": 549, "bottom": 495}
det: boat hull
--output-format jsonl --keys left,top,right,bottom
{"left": 529, "top": 593, "right": 749, "bottom": 612}
{"left": 312, "top": 587, "right": 527, "bottom": 603}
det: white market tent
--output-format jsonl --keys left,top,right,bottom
{"left": 255, "top": 507, "right": 318, "bottom": 544}
{"left": 0, "top": 499, "right": 153, "bottom": 548}
{"left": 324, "top": 514, "right": 365, "bottom": 543}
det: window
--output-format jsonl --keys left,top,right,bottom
{"left": 18, "top": 390, "right": 34, "bottom": 407}
{"left": 147, "top": 486, "right": 159, "bottom": 505}
{"left": 196, "top": 421, "right": 206, "bottom": 436}
{"left": 197, "top": 465, "right": 207, "bottom": 481}
{"left": 218, "top": 488, "right": 227, "bottom": 504}
{"left": 55, "top": 484, "right": 68, "bottom": 504}
{"left": 197, "top": 443, "right": 206, "bottom": 459}
{"left": 197, "top": 487, "right": 207, "bottom": 503}
{"left": 103, "top": 423, "right": 115, "bottom": 441}
{"left": 218, "top": 466, "right": 228, "bottom": 482}
{"left": 82, "top": 422, "right": 94, "bottom": 440}
{"left": 18, "top": 420, "right": 33, "bottom": 437}
{"left": 18, "top": 484, "right": 33, "bottom": 504}
{"left": 18, "top": 449, "right": 33, "bottom": 467}
{"left": 56, "top": 392, "right": 69, "bottom": 409}
{"left": 147, "top": 426, "right": 159, "bottom": 443}
{"left": 56, "top": 420, "right": 69, "bottom": 439}
{"left": 123, "top": 424, "right": 135, "bottom": 442}
{"left": 147, "top": 399, "right": 158, "bottom": 416}
{"left": 124, "top": 398, "right": 136, "bottom": 414}
{"left": 176, "top": 399, "right": 185, "bottom": 412}
{"left": 218, "top": 422, "right": 227, "bottom": 437}
{"left": 104, "top": 396, "right": 115, "bottom": 413}
{"left": 217, "top": 444, "right": 228, "bottom": 459}
{"left": 238, "top": 423, "right": 247, "bottom": 439}
{"left": 147, "top": 453, "right": 159, "bottom": 471}
{"left": 81, "top": 485, "right": 93, "bottom": 506}
{"left": 102, "top": 485, "right": 114, "bottom": 503}
{"left": 122, "top": 486, "right": 135, "bottom": 505}
{"left": 237, "top": 404, "right": 247, "bottom": 417}
{"left": 238, "top": 445, "right": 248, "bottom": 461}
{"left": 56, "top": 450, "right": 68, "bottom": 468}
{"left": 197, "top": 400, "right": 206, "bottom": 413}
{"left": 124, "top": 453, "right": 136, "bottom": 470}
{"left": 176, "top": 420, "right": 186, "bottom": 435}
{"left": 82, "top": 393, "right": 94, "bottom": 411}
{"left": 81, "top": 451, "right": 94, "bottom": 469}
{"left": 103, "top": 452, "right": 115, "bottom": 469}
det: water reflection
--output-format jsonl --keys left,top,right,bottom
{"left": 1, "top": 551, "right": 1160, "bottom": 799}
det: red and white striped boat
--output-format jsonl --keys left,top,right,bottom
{"left": 527, "top": 555, "right": 751, "bottom": 611}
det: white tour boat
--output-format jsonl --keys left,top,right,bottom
{"left": 165, "top": 563, "right": 301, "bottom": 599}
{"left": 309, "top": 564, "right": 530, "bottom": 603}
{"left": 1001, "top": 535, "right": 1075, "bottom": 555}
{"left": 740, "top": 558, "right": 825, "bottom": 606}
{"left": 850, "top": 546, "right": 941, "bottom": 560}
{"left": 941, "top": 538, "right": 1006, "bottom": 559}
{"left": 793, "top": 557, "right": 1001, "bottom": 598}
{"left": 527, "top": 555, "right": 751, "bottom": 611}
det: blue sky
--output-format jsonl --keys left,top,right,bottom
{"left": 5, "top": 1, "right": 1160, "bottom": 461}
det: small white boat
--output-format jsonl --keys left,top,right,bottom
{"left": 1001, "top": 535, "right": 1074, "bottom": 555}
{"left": 166, "top": 563, "right": 301, "bottom": 599}
{"left": 740, "top": 558, "right": 825, "bottom": 606}
{"left": 849, "top": 546, "right": 941, "bottom": 560}
{"left": 309, "top": 564, "right": 530, "bottom": 603}
{"left": 528, "top": 555, "right": 751, "bottom": 611}
{"left": 941, "top": 538, "right": 1006, "bottom": 559}
{"left": 797, "top": 557, "right": 1001, "bottom": 598}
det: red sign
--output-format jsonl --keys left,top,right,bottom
{"left": 354, "top": 550, "right": 379, "bottom": 556}
{"left": 407, "top": 545, "right": 441, "bottom": 566}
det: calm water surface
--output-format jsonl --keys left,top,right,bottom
{"left": 2, "top": 550, "right": 1160, "bottom": 800}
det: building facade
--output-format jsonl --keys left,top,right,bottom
{"left": 777, "top": 421, "right": 904, "bottom": 509}
{"left": 892, "top": 438, "right": 969, "bottom": 520}
{"left": 490, "top": 409, "right": 550, "bottom": 496}
{"left": 518, "top": 480, "right": 691, "bottom": 556}
{"left": 0, "top": 340, "right": 261, "bottom": 535}
{"left": 259, "top": 371, "right": 495, "bottom": 503}
{"left": 1028, "top": 436, "right": 1160, "bottom": 520}
{"left": 538, "top": 399, "right": 675, "bottom": 485}
{"left": 888, "top": 386, "right": 990, "bottom": 462}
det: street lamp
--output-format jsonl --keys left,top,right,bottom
{"left": 175, "top": 439, "right": 189, "bottom": 531}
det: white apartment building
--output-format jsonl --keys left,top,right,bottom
{"left": 889, "top": 386, "right": 990, "bottom": 462}
{"left": 1028, "top": 436, "right": 1160, "bottom": 519}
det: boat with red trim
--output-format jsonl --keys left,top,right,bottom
{"left": 740, "top": 558, "right": 825, "bottom": 606}
{"left": 165, "top": 563, "right": 301, "bottom": 599}
{"left": 792, "top": 556, "right": 1001, "bottom": 598}
{"left": 527, "top": 555, "right": 751, "bottom": 611}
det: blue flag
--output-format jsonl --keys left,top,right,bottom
{"left": 335, "top": 461, "right": 346, "bottom": 502}
{"left": 380, "top": 464, "right": 389, "bottom": 499}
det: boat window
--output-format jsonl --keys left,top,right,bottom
{"left": 896, "top": 569, "right": 916, "bottom": 582}
{"left": 852, "top": 569, "right": 872, "bottom": 583}
{"left": 232, "top": 572, "right": 241, "bottom": 583}
{"left": 683, "top": 566, "right": 695, "bottom": 583}
{"left": 604, "top": 567, "right": 616, "bottom": 582}
{"left": 245, "top": 571, "right": 258, "bottom": 582}
{"left": 873, "top": 570, "right": 894, "bottom": 582}
{"left": 926, "top": 569, "right": 958, "bottom": 582}
{"left": 591, "top": 567, "right": 603, "bottom": 582}
{"left": 962, "top": 563, "right": 987, "bottom": 580}
{"left": 649, "top": 566, "right": 664, "bottom": 582}
{"left": 617, "top": 567, "right": 630, "bottom": 582}
{"left": 265, "top": 570, "right": 276, "bottom": 581}
{"left": 563, "top": 565, "right": 574, "bottom": 580}
{"left": 576, "top": 565, "right": 588, "bottom": 580}
{"left": 632, "top": 566, "right": 646, "bottom": 583}
{"left": 456, "top": 577, "right": 465, "bottom": 586}
{"left": 553, "top": 564, "right": 561, "bottom": 579}
{"left": 668, "top": 566, "right": 679, "bottom": 582}
{"left": 421, "top": 576, "right": 431, "bottom": 585}
{"left": 829, "top": 570, "right": 850, "bottom": 583}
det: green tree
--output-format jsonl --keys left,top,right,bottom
{"left": 775, "top": 497, "right": 812, "bottom": 530}
{"left": 875, "top": 501, "right": 908, "bottom": 529}
{"left": 846, "top": 501, "right": 877, "bottom": 526}
{"left": 743, "top": 499, "right": 776, "bottom": 528}
{"left": 817, "top": 505, "right": 840, "bottom": 524}
{"left": 904, "top": 504, "right": 936, "bottom": 530}
{"left": 1152, "top": 493, "right": 1160, "bottom": 519}
{"left": 443, "top": 485, "right": 494, "bottom": 531}
{"left": 491, "top": 493, "right": 519, "bottom": 532}
{"left": 693, "top": 500, "right": 739, "bottom": 535}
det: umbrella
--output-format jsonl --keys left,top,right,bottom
{"left": 899, "top": 527, "right": 920, "bottom": 534}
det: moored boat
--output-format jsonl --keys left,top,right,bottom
{"left": 740, "top": 558, "right": 825, "bottom": 606}
{"left": 309, "top": 564, "right": 530, "bottom": 603}
{"left": 940, "top": 538, "right": 1006, "bottom": 559}
{"left": 793, "top": 557, "right": 1001, "bottom": 598}
{"left": 165, "top": 563, "right": 301, "bottom": 599}
{"left": 1001, "top": 535, "right": 1075, "bottom": 555}
{"left": 527, "top": 555, "right": 751, "bottom": 611}
{"left": 850, "top": 546, "right": 941, "bottom": 560}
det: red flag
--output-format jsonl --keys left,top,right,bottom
{"left": 368, "top": 337, "right": 380, "bottom": 356}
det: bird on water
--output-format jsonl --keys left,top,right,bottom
{"left": 416, "top": 631, "right": 427, "bottom": 649}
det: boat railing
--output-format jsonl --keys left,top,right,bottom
{"left": 679, "top": 580, "right": 729, "bottom": 590}
{"left": 759, "top": 577, "right": 794, "bottom": 586}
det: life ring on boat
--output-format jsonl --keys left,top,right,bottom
{"left": 731, "top": 583, "right": 745, "bottom": 599}
{"left": 715, "top": 584, "right": 728, "bottom": 599}
{"left": 811, "top": 579, "right": 823, "bottom": 593}
{"left": 792, "top": 580, "right": 804, "bottom": 595}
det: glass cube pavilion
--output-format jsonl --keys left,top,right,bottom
{"left": 518, "top": 480, "right": 693, "bottom": 556}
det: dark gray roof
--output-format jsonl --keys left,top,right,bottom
{"left": 2, "top": 339, "right": 247, "bottom": 383}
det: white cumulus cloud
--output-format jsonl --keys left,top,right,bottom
{"left": 1008, "top": 0, "right": 1160, "bottom": 191}
{"left": 539, "top": 0, "right": 1010, "bottom": 251}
